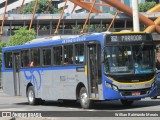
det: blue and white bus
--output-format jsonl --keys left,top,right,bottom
{"left": 2, "top": 32, "right": 157, "bottom": 109}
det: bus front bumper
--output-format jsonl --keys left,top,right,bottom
{"left": 103, "top": 86, "right": 157, "bottom": 100}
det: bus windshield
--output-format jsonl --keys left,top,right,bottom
{"left": 104, "top": 45, "right": 155, "bottom": 74}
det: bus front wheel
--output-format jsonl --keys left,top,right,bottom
{"left": 27, "top": 86, "right": 42, "bottom": 105}
{"left": 121, "top": 100, "right": 134, "bottom": 106}
{"left": 79, "top": 87, "right": 93, "bottom": 109}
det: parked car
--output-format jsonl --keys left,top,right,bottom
{"left": 151, "top": 70, "right": 160, "bottom": 99}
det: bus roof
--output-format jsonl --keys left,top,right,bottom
{"left": 25, "top": 35, "right": 79, "bottom": 44}
{"left": 2, "top": 31, "right": 149, "bottom": 52}
{"left": 2, "top": 32, "right": 105, "bottom": 51}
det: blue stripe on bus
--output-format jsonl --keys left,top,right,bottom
{"left": 2, "top": 65, "right": 85, "bottom": 72}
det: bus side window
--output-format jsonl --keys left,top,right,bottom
{"left": 64, "top": 45, "right": 73, "bottom": 65}
{"left": 75, "top": 44, "right": 84, "bottom": 64}
{"left": 21, "top": 50, "right": 29, "bottom": 67}
{"left": 4, "top": 52, "right": 12, "bottom": 68}
{"left": 30, "top": 48, "right": 40, "bottom": 67}
{"left": 42, "top": 49, "right": 51, "bottom": 66}
{"left": 53, "top": 46, "right": 63, "bottom": 65}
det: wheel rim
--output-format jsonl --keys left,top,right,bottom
{"left": 81, "top": 92, "right": 88, "bottom": 105}
{"left": 28, "top": 90, "right": 34, "bottom": 103}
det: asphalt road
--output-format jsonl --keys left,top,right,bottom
{"left": 1, "top": 90, "right": 160, "bottom": 120}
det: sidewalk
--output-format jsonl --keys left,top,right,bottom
{"left": 0, "top": 89, "right": 3, "bottom": 93}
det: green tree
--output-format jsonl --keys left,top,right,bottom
{"left": 72, "top": 25, "right": 81, "bottom": 34}
{"left": 21, "top": 0, "right": 61, "bottom": 14}
{"left": 139, "top": 1, "right": 157, "bottom": 12}
{"left": 7, "top": 27, "right": 36, "bottom": 46}
{"left": 0, "top": 41, "right": 6, "bottom": 51}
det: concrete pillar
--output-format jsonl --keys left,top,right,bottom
{"left": 9, "top": 21, "right": 12, "bottom": 36}
{"left": 124, "top": 20, "right": 127, "bottom": 30}
{"left": 63, "top": 21, "right": 64, "bottom": 34}
{"left": 132, "top": 0, "right": 140, "bottom": 32}
{"left": 100, "top": 19, "right": 102, "bottom": 32}
{"left": 50, "top": 21, "right": 52, "bottom": 35}
{"left": 23, "top": 21, "right": 26, "bottom": 27}
{"left": 36, "top": 20, "right": 39, "bottom": 37}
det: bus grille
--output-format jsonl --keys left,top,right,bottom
{"left": 119, "top": 88, "right": 150, "bottom": 96}
{"left": 107, "top": 73, "right": 154, "bottom": 83}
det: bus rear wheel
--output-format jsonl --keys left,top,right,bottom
{"left": 27, "top": 86, "right": 42, "bottom": 105}
{"left": 79, "top": 87, "right": 93, "bottom": 109}
{"left": 121, "top": 100, "right": 134, "bottom": 106}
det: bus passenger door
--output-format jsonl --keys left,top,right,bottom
{"left": 13, "top": 52, "right": 21, "bottom": 96}
{"left": 87, "top": 43, "right": 99, "bottom": 99}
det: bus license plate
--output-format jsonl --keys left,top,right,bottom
{"left": 132, "top": 91, "right": 140, "bottom": 96}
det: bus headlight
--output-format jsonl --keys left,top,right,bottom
{"left": 105, "top": 82, "right": 119, "bottom": 91}
{"left": 112, "top": 85, "right": 118, "bottom": 91}
{"left": 145, "top": 83, "right": 151, "bottom": 88}
{"left": 151, "top": 82, "right": 156, "bottom": 88}
{"left": 106, "top": 82, "right": 112, "bottom": 88}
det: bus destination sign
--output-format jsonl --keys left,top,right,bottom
{"left": 108, "top": 34, "right": 150, "bottom": 43}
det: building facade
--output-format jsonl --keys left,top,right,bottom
{"left": 58, "top": 0, "right": 147, "bottom": 13}
{"left": 0, "top": 0, "right": 60, "bottom": 14}
{"left": 0, "top": 0, "right": 158, "bottom": 14}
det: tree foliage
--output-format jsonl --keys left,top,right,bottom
{"left": 0, "top": 41, "right": 6, "bottom": 52}
{"left": 138, "top": 1, "right": 157, "bottom": 12}
{"left": 21, "top": 0, "right": 61, "bottom": 14}
{"left": 7, "top": 27, "right": 36, "bottom": 46}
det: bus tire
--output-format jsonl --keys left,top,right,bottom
{"left": 121, "top": 100, "right": 134, "bottom": 106}
{"left": 27, "top": 86, "right": 40, "bottom": 105}
{"left": 79, "top": 87, "right": 93, "bottom": 109}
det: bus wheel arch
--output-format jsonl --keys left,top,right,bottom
{"left": 26, "top": 82, "right": 33, "bottom": 97}
{"left": 26, "top": 83, "right": 43, "bottom": 105}
{"left": 76, "top": 82, "right": 85, "bottom": 100}
{"left": 79, "top": 87, "right": 93, "bottom": 109}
